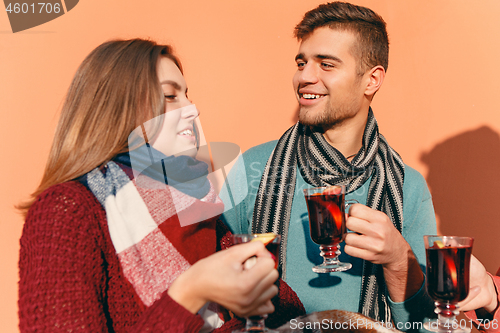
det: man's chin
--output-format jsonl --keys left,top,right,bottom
{"left": 298, "top": 111, "right": 321, "bottom": 127}
{"left": 299, "top": 117, "right": 345, "bottom": 132}
{"left": 299, "top": 119, "right": 319, "bottom": 127}
{"left": 299, "top": 108, "right": 357, "bottom": 129}
{"left": 299, "top": 113, "right": 333, "bottom": 127}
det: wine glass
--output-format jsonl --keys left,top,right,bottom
{"left": 232, "top": 233, "right": 281, "bottom": 333}
{"left": 303, "top": 185, "right": 356, "bottom": 273}
{"left": 423, "top": 235, "right": 473, "bottom": 333}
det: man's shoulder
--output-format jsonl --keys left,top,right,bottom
{"left": 403, "top": 164, "right": 432, "bottom": 201}
{"left": 404, "top": 164, "right": 425, "bottom": 183}
{"left": 242, "top": 140, "right": 278, "bottom": 161}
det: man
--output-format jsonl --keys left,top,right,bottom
{"left": 221, "top": 1, "right": 436, "bottom": 328}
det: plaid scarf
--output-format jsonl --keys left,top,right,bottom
{"left": 252, "top": 109, "right": 404, "bottom": 323}
{"left": 79, "top": 145, "right": 226, "bottom": 332}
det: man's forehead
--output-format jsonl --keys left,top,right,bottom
{"left": 299, "top": 27, "right": 357, "bottom": 46}
{"left": 296, "top": 27, "right": 357, "bottom": 60}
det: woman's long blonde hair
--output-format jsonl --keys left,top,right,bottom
{"left": 18, "top": 39, "right": 182, "bottom": 215}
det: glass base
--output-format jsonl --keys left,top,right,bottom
{"left": 312, "top": 261, "right": 352, "bottom": 273}
{"left": 312, "top": 244, "right": 352, "bottom": 273}
{"left": 232, "top": 328, "right": 278, "bottom": 333}
{"left": 423, "top": 303, "right": 471, "bottom": 333}
{"left": 233, "top": 315, "right": 277, "bottom": 333}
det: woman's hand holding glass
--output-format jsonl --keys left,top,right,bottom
{"left": 458, "top": 255, "right": 498, "bottom": 314}
{"left": 168, "top": 240, "right": 279, "bottom": 318}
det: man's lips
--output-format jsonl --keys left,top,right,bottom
{"left": 298, "top": 91, "right": 326, "bottom": 105}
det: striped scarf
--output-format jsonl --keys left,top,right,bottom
{"left": 252, "top": 109, "right": 404, "bottom": 322}
{"left": 79, "top": 146, "right": 226, "bottom": 332}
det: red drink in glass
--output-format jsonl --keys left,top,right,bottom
{"left": 232, "top": 234, "right": 281, "bottom": 332}
{"left": 426, "top": 245, "right": 471, "bottom": 303}
{"left": 303, "top": 186, "right": 353, "bottom": 273}
{"left": 305, "top": 191, "right": 346, "bottom": 245}
{"left": 264, "top": 241, "right": 279, "bottom": 267}
{"left": 423, "top": 235, "right": 473, "bottom": 333}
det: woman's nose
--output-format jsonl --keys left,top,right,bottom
{"left": 181, "top": 104, "right": 199, "bottom": 119}
{"left": 180, "top": 97, "right": 193, "bottom": 108}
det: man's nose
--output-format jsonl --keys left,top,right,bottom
{"left": 297, "top": 63, "right": 319, "bottom": 85}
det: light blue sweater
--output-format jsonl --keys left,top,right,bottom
{"left": 220, "top": 140, "right": 437, "bottom": 331}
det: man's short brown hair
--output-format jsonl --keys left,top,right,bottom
{"left": 294, "top": 1, "right": 389, "bottom": 75}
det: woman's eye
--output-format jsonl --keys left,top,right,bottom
{"left": 164, "top": 95, "right": 176, "bottom": 100}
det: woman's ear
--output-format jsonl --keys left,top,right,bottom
{"left": 364, "top": 65, "right": 385, "bottom": 97}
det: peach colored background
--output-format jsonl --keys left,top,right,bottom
{"left": 1, "top": 1, "right": 500, "bottom": 332}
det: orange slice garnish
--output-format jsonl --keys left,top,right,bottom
{"left": 323, "top": 186, "right": 342, "bottom": 195}
{"left": 434, "top": 240, "right": 445, "bottom": 248}
{"left": 433, "top": 240, "right": 457, "bottom": 287}
{"left": 251, "top": 232, "right": 277, "bottom": 245}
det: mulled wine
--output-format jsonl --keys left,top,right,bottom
{"left": 423, "top": 235, "right": 474, "bottom": 333}
{"left": 232, "top": 234, "right": 281, "bottom": 333}
{"left": 305, "top": 191, "right": 346, "bottom": 245}
{"left": 303, "top": 186, "right": 353, "bottom": 273}
{"left": 264, "top": 241, "right": 279, "bottom": 267}
{"left": 426, "top": 244, "right": 471, "bottom": 303}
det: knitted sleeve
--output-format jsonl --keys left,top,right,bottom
{"left": 18, "top": 182, "right": 204, "bottom": 333}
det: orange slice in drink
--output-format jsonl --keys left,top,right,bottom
{"left": 434, "top": 240, "right": 445, "bottom": 248}
{"left": 321, "top": 188, "right": 343, "bottom": 229}
{"left": 323, "top": 186, "right": 342, "bottom": 195}
{"left": 251, "top": 233, "right": 278, "bottom": 267}
{"left": 433, "top": 240, "right": 458, "bottom": 287}
{"left": 251, "top": 232, "right": 277, "bottom": 245}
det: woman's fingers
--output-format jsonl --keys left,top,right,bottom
{"left": 240, "top": 258, "right": 278, "bottom": 297}
{"left": 229, "top": 241, "right": 267, "bottom": 263}
{"left": 228, "top": 256, "right": 278, "bottom": 317}
{"left": 458, "top": 286, "right": 481, "bottom": 310}
{"left": 169, "top": 240, "right": 279, "bottom": 318}
{"left": 233, "top": 282, "right": 278, "bottom": 317}
{"left": 246, "top": 299, "right": 276, "bottom": 317}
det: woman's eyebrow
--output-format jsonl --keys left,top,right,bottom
{"left": 160, "top": 80, "right": 182, "bottom": 90}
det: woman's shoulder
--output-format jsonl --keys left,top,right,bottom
{"left": 29, "top": 181, "right": 101, "bottom": 215}
{"left": 24, "top": 181, "right": 106, "bottom": 240}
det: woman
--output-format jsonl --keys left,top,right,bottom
{"left": 18, "top": 39, "right": 304, "bottom": 332}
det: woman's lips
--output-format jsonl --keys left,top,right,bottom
{"left": 178, "top": 128, "right": 196, "bottom": 142}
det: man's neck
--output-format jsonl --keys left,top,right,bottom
{"left": 321, "top": 108, "right": 369, "bottom": 158}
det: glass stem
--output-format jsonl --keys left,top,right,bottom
{"left": 320, "top": 244, "right": 340, "bottom": 264}
{"left": 436, "top": 301, "right": 459, "bottom": 331}
{"left": 245, "top": 315, "right": 267, "bottom": 331}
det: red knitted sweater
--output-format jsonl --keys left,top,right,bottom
{"left": 18, "top": 181, "right": 305, "bottom": 332}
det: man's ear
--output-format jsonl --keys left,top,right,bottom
{"left": 364, "top": 65, "right": 385, "bottom": 97}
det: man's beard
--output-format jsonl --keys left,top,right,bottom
{"left": 298, "top": 101, "right": 358, "bottom": 129}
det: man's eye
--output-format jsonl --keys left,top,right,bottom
{"left": 296, "top": 62, "right": 306, "bottom": 69}
{"left": 321, "top": 63, "right": 334, "bottom": 68}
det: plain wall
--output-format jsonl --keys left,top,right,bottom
{"left": 1, "top": 1, "right": 499, "bottom": 332}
